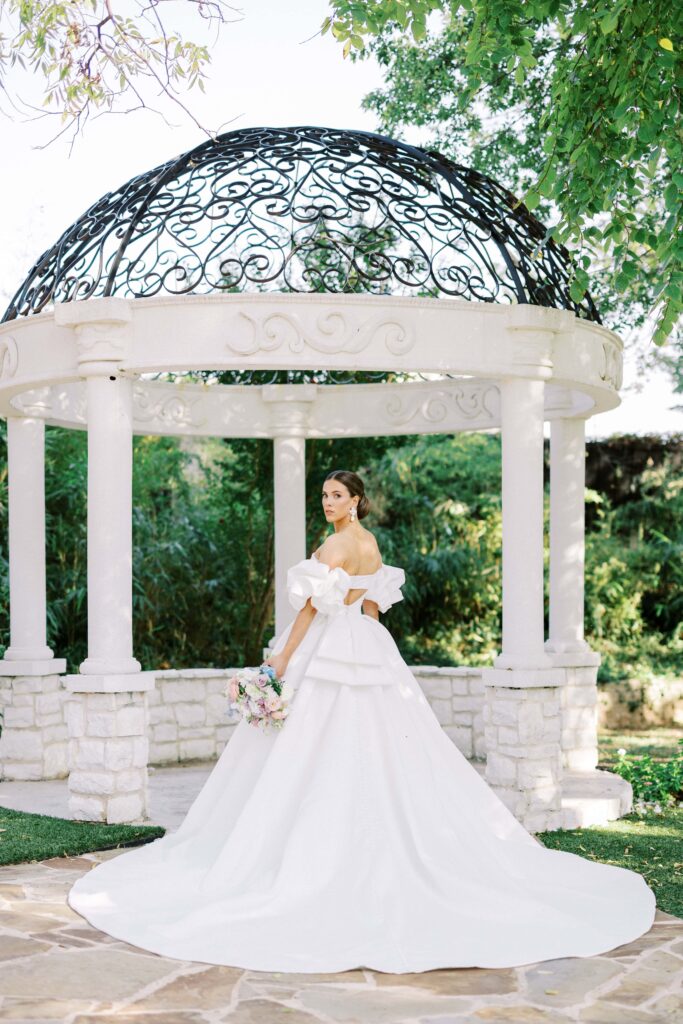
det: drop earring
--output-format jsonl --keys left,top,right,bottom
{"left": 349, "top": 505, "right": 357, "bottom": 522}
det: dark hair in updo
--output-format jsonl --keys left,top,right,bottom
{"left": 324, "top": 469, "right": 371, "bottom": 520}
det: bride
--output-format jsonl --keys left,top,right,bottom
{"left": 67, "top": 469, "right": 656, "bottom": 973}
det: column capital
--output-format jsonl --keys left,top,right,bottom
{"left": 504, "top": 305, "right": 574, "bottom": 379}
{"left": 55, "top": 298, "right": 132, "bottom": 376}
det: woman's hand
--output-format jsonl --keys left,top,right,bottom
{"left": 265, "top": 652, "right": 289, "bottom": 680}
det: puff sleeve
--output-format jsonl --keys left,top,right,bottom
{"left": 364, "top": 564, "right": 405, "bottom": 613}
{"left": 286, "top": 558, "right": 350, "bottom": 617}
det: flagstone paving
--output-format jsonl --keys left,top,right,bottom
{"left": 0, "top": 851, "right": 681, "bottom": 1023}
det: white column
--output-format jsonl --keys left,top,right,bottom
{"left": 1, "top": 415, "right": 65, "bottom": 674}
{"left": 79, "top": 374, "right": 140, "bottom": 676}
{"left": 494, "top": 376, "right": 551, "bottom": 670}
{"left": 273, "top": 435, "right": 307, "bottom": 636}
{"left": 263, "top": 384, "right": 317, "bottom": 639}
{"left": 545, "top": 416, "right": 592, "bottom": 654}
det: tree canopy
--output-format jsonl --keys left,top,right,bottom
{"left": 0, "top": 0, "right": 236, "bottom": 142}
{"left": 322, "top": 0, "right": 681, "bottom": 351}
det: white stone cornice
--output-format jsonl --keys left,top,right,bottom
{"left": 0, "top": 293, "right": 623, "bottom": 420}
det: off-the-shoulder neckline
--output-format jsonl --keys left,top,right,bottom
{"left": 310, "top": 552, "right": 383, "bottom": 580}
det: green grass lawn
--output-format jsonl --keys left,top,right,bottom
{"left": 1, "top": 728, "right": 681, "bottom": 919}
{"left": 0, "top": 805, "right": 164, "bottom": 867}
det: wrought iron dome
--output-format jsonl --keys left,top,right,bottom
{"left": 3, "top": 125, "right": 601, "bottom": 325}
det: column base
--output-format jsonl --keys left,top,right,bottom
{"left": 0, "top": 658, "right": 66, "bottom": 676}
{"left": 79, "top": 656, "right": 142, "bottom": 676}
{"left": 544, "top": 643, "right": 602, "bottom": 668}
{"left": 66, "top": 672, "right": 156, "bottom": 693}
{"left": 483, "top": 666, "right": 565, "bottom": 688}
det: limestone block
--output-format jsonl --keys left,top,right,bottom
{"left": 450, "top": 677, "right": 470, "bottom": 696}
{"left": 490, "top": 700, "right": 519, "bottom": 727}
{"left": 35, "top": 710, "right": 64, "bottom": 727}
{"left": 526, "top": 785, "right": 560, "bottom": 812}
{"left": 11, "top": 677, "right": 45, "bottom": 694}
{"left": 150, "top": 704, "right": 175, "bottom": 724}
{"left": 498, "top": 742, "right": 560, "bottom": 760}
{"left": 103, "top": 738, "right": 135, "bottom": 771}
{"left": 569, "top": 685, "right": 599, "bottom": 707}
{"left": 42, "top": 723, "right": 68, "bottom": 743}
{"left": 43, "top": 743, "right": 68, "bottom": 778}
{"left": 451, "top": 695, "right": 482, "bottom": 712}
{"left": 206, "top": 677, "right": 230, "bottom": 694}
{"left": 86, "top": 711, "right": 117, "bottom": 737}
{"left": 516, "top": 702, "right": 546, "bottom": 743}
{"left": 493, "top": 786, "right": 527, "bottom": 817}
{"left": 161, "top": 679, "right": 200, "bottom": 703}
{"left": 69, "top": 769, "right": 117, "bottom": 795}
{"left": 85, "top": 693, "right": 118, "bottom": 712}
{"left": 206, "top": 693, "right": 229, "bottom": 721}
{"left": 34, "top": 692, "right": 62, "bottom": 715}
{"left": 430, "top": 698, "right": 452, "bottom": 725}
{"left": 107, "top": 792, "right": 145, "bottom": 824}
{"left": 418, "top": 676, "right": 453, "bottom": 699}
{"left": 473, "top": 732, "right": 487, "bottom": 759}
{"left": 215, "top": 724, "right": 236, "bottom": 741}
{"left": 9, "top": 694, "right": 34, "bottom": 707}
{"left": 561, "top": 726, "right": 597, "bottom": 748}
{"left": 179, "top": 738, "right": 216, "bottom": 761}
{"left": 65, "top": 700, "right": 85, "bottom": 737}
{"left": 175, "top": 702, "right": 206, "bottom": 727}
{"left": 153, "top": 722, "right": 178, "bottom": 743}
{"left": 563, "top": 705, "right": 597, "bottom": 729}
{"left": 497, "top": 725, "right": 519, "bottom": 745}
{"left": 468, "top": 676, "right": 485, "bottom": 695}
{"left": 69, "top": 793, "right": 107, "bottom": 821}
{"left": 565, "top": 748, "right": 598, "bottom": 771}
{"left": 484, "top": 726, "right": 498, "bottom": 747}
{"left": 146, "top": 687, "right": 161, "bottom": 706}
{"left": 443, "top": 725, "right": 472, "bottom": 757}
{"left": 149, "top": 741, "right": 180, "bottom": 764}
{"left": 486, "top": 752, "right": 517, "bottom": 785}
{"left": 0, "top": 761, "right": 43, "bottom": 780}
{"left": 73, "top": 738, "right": 106, "bottom": 768}
{"left": 183, "top": 726, "right": 216, "bottom": 739}
{"left": 115, "top": 768, "right": 147, "bottom": 793}
{"left": 3, "top": 705, "right": 35, "bottom": 728}
{"left": 131, "top": 736, "right": 149, "bottom": 768}
{"left": 0, "top": 729, "right": 43, "bottom": 760}
{"left": 116, "top": 705, "right": 147, "bottom": 736}
{"left": 517, "top": 759, "right": 560, "bottom": 790}
{"left": 451, "top": 711, "right": 474, "bottom": 725}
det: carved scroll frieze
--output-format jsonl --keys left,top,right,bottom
{"left": 0, "top": 336, "right": 18, "bottom": 379}
{"left": 599, "top": 338, "right": 623, "bottom": 390}
{"left": 133, "top": 386, "right": 207, "bottom": 429}
{"left": 384, "top": 382, "right": 500, "bottom": 428}
{"left": 225, "top": 310, "right": 414, "bottom": 358}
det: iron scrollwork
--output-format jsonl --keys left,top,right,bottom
{"left": 3, "top": 126, "right": 601, "bottom": 336}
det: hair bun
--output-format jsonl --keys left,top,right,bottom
{"left": 357, "top": 494, "right": 371, "bottom": 520}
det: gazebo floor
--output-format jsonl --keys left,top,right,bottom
{"left": 0, "top": 850, "right": 680, "bottom": 1023}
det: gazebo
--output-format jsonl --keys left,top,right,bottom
{"left": 0, "top": 125, "right": 627, "bottom": 832}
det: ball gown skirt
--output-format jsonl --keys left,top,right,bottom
{"left": 66, "top": 558, "right": 657, "bottom": 973}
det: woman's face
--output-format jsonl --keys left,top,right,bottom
{"left": 322, "top": 479, "right": 357, "bottom": 524}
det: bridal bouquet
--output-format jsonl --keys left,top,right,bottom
{"left": 225, "top": 664, "right": 294, "bottom": 732}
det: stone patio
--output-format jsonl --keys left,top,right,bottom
{"left": 1, "top": 762, "right": 682, "bottom": 1022}
{"left": 0, "top": 855, "right": 682, "bottom": 1022}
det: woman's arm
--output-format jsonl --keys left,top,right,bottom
{"left": 265, "top": 600, "right": 316, "bottom": 679}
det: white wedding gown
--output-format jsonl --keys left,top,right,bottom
{"left": 67, "top": 556, "right": 656, "bottom": 973}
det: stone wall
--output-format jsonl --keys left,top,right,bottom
{"left": 0, "top": 666, "right": 487, "bottom": 781}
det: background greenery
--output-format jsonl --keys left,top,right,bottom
{"left": 0, "top": 422, "right": 679, "bottom": 682}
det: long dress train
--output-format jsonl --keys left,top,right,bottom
{"left": 66, "top": 556, "right": 656, "bottom": 973}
